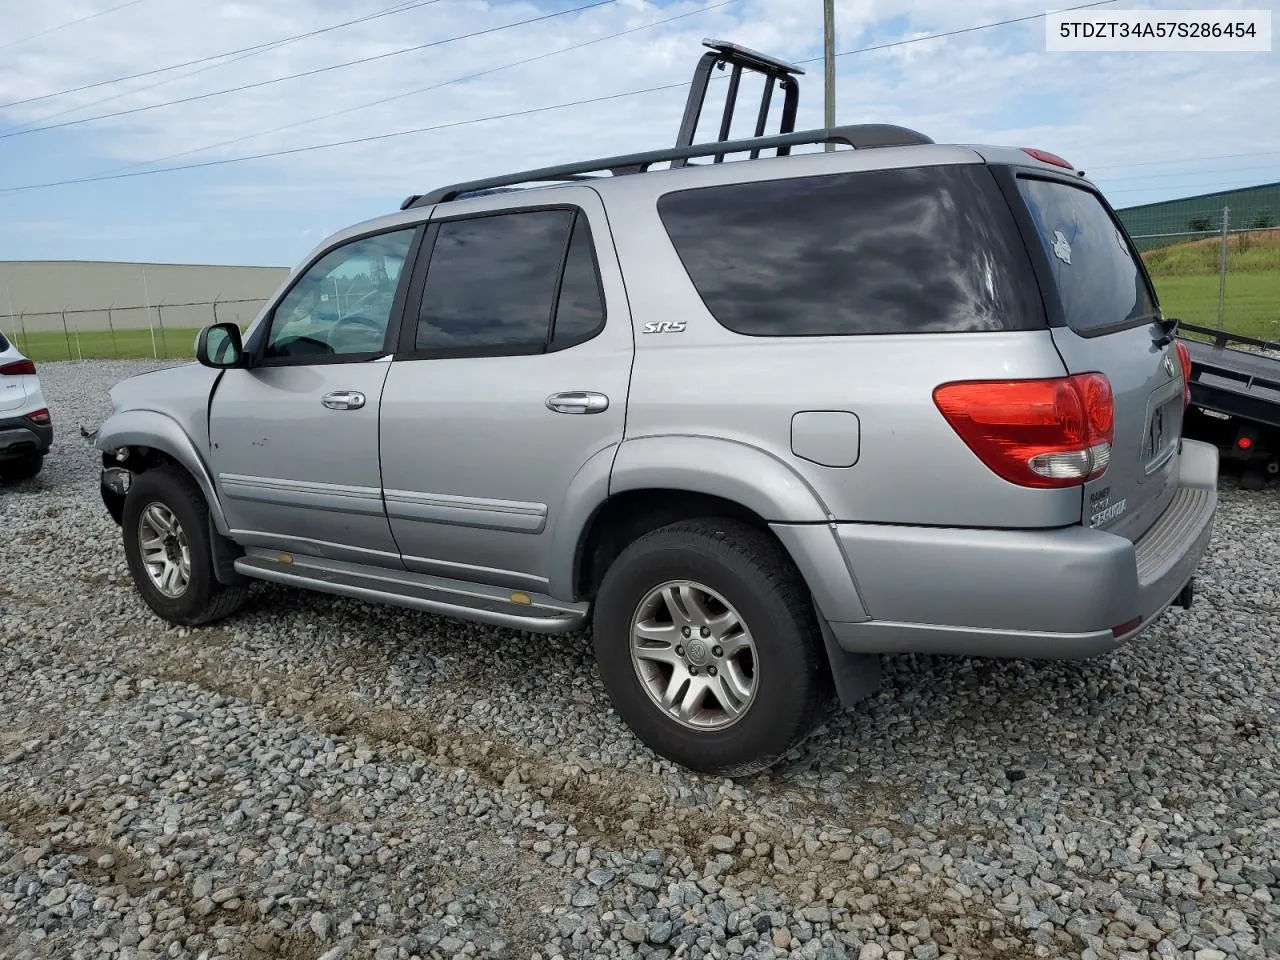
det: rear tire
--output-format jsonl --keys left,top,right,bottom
{"left": 592, "top": 518, "right": 828, "bottom": 776}
{"left": 121, "top": 466, "right": 249, "bottom": 626}
{"left": 1241, "top": 466, "right": 1266, "bottom": 491}
{"left": 0, "top": 451, "right": 43, "bottom": 484}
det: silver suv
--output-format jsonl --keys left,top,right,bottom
{"left": 95, "top": 43, "right": 1217, "bottom": 774}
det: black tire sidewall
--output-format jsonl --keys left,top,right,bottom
{"left": 0, "top": 452, "right": 43, "bottom": 483}
{"left": 121, "top": 469, "right": 220, "bottom": 624}
{"left": 593, "top": 527, "right": 821, "bottom": 774}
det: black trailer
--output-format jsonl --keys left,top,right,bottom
{"left": 1178, "top": 322, "right": 1280, "bottom": 488}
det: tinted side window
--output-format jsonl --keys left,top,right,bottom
{"left": 0, "top": 331, "right": 9, "bottom": 351}
{"left": 550, "top": 215, "right": 605, "bottom": 350}
{"left": 1016, "top": 177, "right": 1157, "bottom": 334}
{"left": 657, "top": 165, "right": 1044, "bottom": 336}
{"left": 416, "top": 210, "right": 573, "bottom": 352}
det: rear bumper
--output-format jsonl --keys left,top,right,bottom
{"left": 0, "top": 416, "right": 53, "bottom": 458}
{"left": 825, "top": 439, "right": 1219, "bottom": 659}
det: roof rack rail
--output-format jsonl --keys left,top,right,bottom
{"left": 673, "top": 39, "right": 804, "bottom": 168}
{"left": 401, "top": 123, "right": 933, "bottom": 208}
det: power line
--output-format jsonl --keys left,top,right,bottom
{"left": 0, "top": 0, "right": 431, "bottom": 111}
{"left": 813, "top": 0, "right": 1118, "bottom": 63}
{"left": 0, "top": 0, "right": 617, "bottom": 141}
{"left": 0, "top": 84, "right": 687, "bottom": 194}
{"left": 114, "top": 0, "right": 743, "bottom": 174}
{"left": 12, "top": 1, "right": 433, "bottom": 129}
{"left": 1105, "top": 177, "right": 1280, "bottom": 196}
{"left": 1093, "top": 165, "right": 1280, "bottom": 185}
{"left": 0, "top": 0, "right": 1184, "bottom": 195}
{"left": 0, "top": 0, "right": 149, "bottom": 53}
{"left": 1088, "top": 151, "right": 1280, "bottom": 171}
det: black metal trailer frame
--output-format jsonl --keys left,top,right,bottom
{"left": 1178, "top": 321, "right": 1280, "bottom": 486}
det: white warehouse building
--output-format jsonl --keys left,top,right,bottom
{"left": 0, "top": 260, "right": 291, "bottom": 336}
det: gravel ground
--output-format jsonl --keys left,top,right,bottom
{"left": 2, "top": 359, "right": 1278, "bottom": 960}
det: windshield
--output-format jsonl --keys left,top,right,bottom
{"left": 1017, "top": 177, "right": 1157, "bottom": 334}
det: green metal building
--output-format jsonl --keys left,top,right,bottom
{"left": 1116, "top": 181, "right": 1280, "bottom": 251}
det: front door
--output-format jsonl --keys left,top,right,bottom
{"left": 208, "top": 225, "right": 420, "bottom": 567}
{"left": 379, "top": 193, "right": 632, "bottom": 594}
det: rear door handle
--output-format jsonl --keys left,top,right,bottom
{"left": 546, "top": 391, "right": 609, "bottom": 415}
{"left": 322, "top": 390, "right": 366, "bottom": 410}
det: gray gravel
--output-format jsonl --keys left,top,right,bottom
{"left": 2, "top": 359, "right": 1279, "bottom": 960}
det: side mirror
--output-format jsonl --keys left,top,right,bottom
{"left": 195, "top": 322, "right": 245, "bottom": 368}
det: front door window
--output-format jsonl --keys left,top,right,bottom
{"left": 266, "top": 229, "right": 416, "bottom": 360}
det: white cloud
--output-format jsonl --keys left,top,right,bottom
{"left": 0, "top": 0, "right": 1276, "bottom": 262}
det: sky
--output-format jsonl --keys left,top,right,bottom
{"left": 0, "top": 0, "right": 1276, "bottom": 267}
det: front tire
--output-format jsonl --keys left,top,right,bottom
{"left": 592, "top": 519, "right": 828, "bottom": 776}
{"left": 121, "top": 466, "right": 249, "bottom": 626}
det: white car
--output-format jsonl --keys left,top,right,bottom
{"left": 0, "top": 331, "right": 52, "bottom": 483}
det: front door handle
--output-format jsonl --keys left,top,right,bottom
{"left": 546, "top": 391, "right": 609, "bottom": 415}
{"left": 322, "top": 390, "right": 366, "bottom": 411}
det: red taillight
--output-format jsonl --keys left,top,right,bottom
{"left": 933, "top": 374, "right": 1114, "bottom": 489}
{"left": 25, "top": 408, "right": 51, "bottom": 426}
{"left": 1175, "top": 341, "right": 1192, "bottom": 407}
{"left": 1238, "top": 436, "right": 1254, "bottom": 450}
{"left": 0, "top": 359, "right": 36, "bottom": 376}
{"left": 1021, "top": 147, "right": 1074, "bottom": 170}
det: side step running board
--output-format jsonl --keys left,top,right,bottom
{"left": 234, "top": 552, "right": 588, "bottom": 634}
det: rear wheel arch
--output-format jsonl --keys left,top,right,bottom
{"left": 570, "top": 437, "right": 833, "bottom": 597}
{"left": 574, "top": 488, "right": 776, "bottom": 602}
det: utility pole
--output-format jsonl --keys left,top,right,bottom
{"left": 1217, "top": 205, "right": 1230, "bottom": 331}
{"left": 823, "top": 0, "right": 835, "bottom": 150}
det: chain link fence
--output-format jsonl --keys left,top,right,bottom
{"left": 0, "top": 297, "right": 264, "bottom": 362}
{"left": 4, "top": 216, "right": 1277, "bottom": 359}
{"left": 1131, "top": 207, "right": 1280, "bottom": 343}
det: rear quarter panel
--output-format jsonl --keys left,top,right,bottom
{"left": 600, "top": 153, "right": 1081, "bottom": 528}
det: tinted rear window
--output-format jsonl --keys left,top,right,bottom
{"left": 656, "top": 165, "right": 1044, "bottom": 337}
{"left": 416, "top": 210, "right": 573, "bottom": 352}
{"left": 0, "top": 331, "right": 8, "bottom": 351}
{"left": 1016, "top": 177, "right": 1156, "bottom": 334}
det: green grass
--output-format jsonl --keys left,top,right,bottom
{"left": 1150, "top": 273, "right": 1280, "bottom": 344}
{"left": 1143, "top": 233, "right": 1280, "bottom": 277}
{"left": 8, "top": 328, "right": 203, "bottom": 363}
{"left": 1142, "top": 231, "right": 1280, "bottom": 343}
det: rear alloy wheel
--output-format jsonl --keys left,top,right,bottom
{"left": 121, "top": 467, "right": 249, "bottom": 626}
{"left": 593, "top": 519, "right": 828, "bottom": 775}
{"left": 630, "top": 580, "right": 759, "bottom": 730}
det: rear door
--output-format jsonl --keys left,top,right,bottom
{"left": 379, "top": 191, "right": 632, "bottom": 594}
{"left": 1014, "top": 174, "right": 1183, "bottom": 540}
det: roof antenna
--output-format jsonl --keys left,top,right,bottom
{"left": 672, "top": 39, "right": 804, "bottom": 169}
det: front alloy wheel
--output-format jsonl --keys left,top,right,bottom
{"left": 137, "top": 502, "right": 191, "bottom": 597}
{"left": 121, "top": 466, "right": 249, "bottom": 626}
